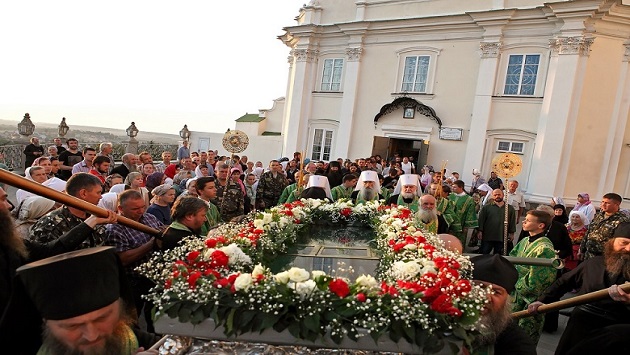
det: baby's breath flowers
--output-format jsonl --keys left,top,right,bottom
{"left": 137, "top": 199, "right": 488, "bottom": 353}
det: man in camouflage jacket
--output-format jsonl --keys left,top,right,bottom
{"left": 211, "top": 163, "right": 244, "bottom": 222}
{"left": 580, "top": 193, "right": 630, "bottom": 260}
{"left": 255, "top": 160, "right": 289, "bottom": 210}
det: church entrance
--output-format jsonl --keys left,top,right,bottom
{"left": 372, "top": 137, "right": 429, "bottom": 167}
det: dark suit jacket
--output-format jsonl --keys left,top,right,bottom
{"left": 111, "top": 164, "right": 130, "bottom": 180}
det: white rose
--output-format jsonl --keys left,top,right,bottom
{"left": 253, "top": 219, "right": 265, "bottom": 230}
{"left": 402, "top": 261, "right": 422, "bottom": 278}
{"left": 234, "top": 274, "right": 253, "bottom": 291}
{"left": 252, "top": 264, "right": 265, "bottom": 278}
{"left": 403, "top": 244, "right": 417, "bottom": 250}
{"left": 261, "top": 213, "right": 273, "bottom": 224}
{"left": 287, "top": 267, "right": 310, "bottom": 282}
{"left": 421, "top": 261, "right": 437, "bottom": 274}
{"left": 387, "top": 232, "right": 397, "bottom": 239}
{"left": 311, "top": 270, "right": 326, "bottom": 279}
{"left": 355, "top": 274, "right": 378, "bottom": 289}
{"left": 295, "top": 280, "right": 317, "bottom": 299}
{"left": 407, "top": 226, "right": 417, "bottom": 233}
{"left": 274, "top": 271, "right": 290, "bottom": 284}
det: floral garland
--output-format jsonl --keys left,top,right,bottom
{"left": 138, "top": 199, "right": 489, "bottom": 353}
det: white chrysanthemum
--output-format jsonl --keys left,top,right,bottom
{"left": 234, "top": 274, "right": 253, "bottom": 291}
{"left": 261, "top": 212, "right": 273, "bottom": 225}
{"left": 355, "top": 274, "right": 378, "bottom": 289}
{"left": 287, "top": 267, "right": 310, "bottom": 282}
{"left": 403, "top": 244, "right": 417, "bottom": 250}
{"left": 274, "top": 271, "right": 290, "bottom": 284}
{"left": 220, "top": 244, "right": 252, "bottom": 265}
{"left": 295, "top": 280, "right": 317, "bottom": 299}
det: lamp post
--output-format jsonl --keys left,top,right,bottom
{"left": 125, "top": 122, "right": 139, "bottom": 154}
{"left": 58, "top": 117, "right": 70, "bottom": 138}
{"left": 179, "top": 124, "right": 191, "bottom": 142}
{"left": 17, "top": 113, "right": 35, "bottom": 137}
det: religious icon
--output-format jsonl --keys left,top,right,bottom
{"left": 403, "top": 107, "right": 415, "bottom": 119}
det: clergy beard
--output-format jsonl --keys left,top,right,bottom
{"left": 476, "top": 300, "right": 512, "bottom": 346}
{"left": 0, "top": 207, "right": 27, "bottom": 259}
{"left": 401, "top": 192, "right": 415, "bottom": 200}
{"left": 42, "top": 318, "right": 130, "bottom": 355}
{"left": 358, "top": 187, "right": 376, "bottom": 201}
{"left": 417, "top": 207, "right": 437, "bottom": 224}
{"left": 604, "top": 241, "right": 630, "bottom": 280}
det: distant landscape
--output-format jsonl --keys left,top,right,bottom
{"left": 0, "top": 119, "right": 180, "bottom": 145}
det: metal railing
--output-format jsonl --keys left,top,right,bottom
{"left": 0, "top": 142, "right": 180, "bottom": 169}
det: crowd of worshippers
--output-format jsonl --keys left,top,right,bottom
{"left": 0, "top": 138, "right": 628, "bottom": 353}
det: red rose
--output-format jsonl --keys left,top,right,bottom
{"left": 165, "top": 279, "right": 172, "bottom": 289}
{"left": 453, "top": 279, "right": 472, "bottom": 296}
{"left": 329, "top": 278, "right": 350, "bottom": 298}
{"left": 186, "top": 250, "right": 201, "bottom": 262}
{"left": 356, "top": 293, "right": 367, "bottom": 302}
{"left": 399, "top": 208, "right": 412, "bottom": 219}
{"left": 214, "top": 277, "right": 230, "bottom": 288}
{"left": 340, "top": 208, "right": 352, "bottom": 217}
{"left": 205, "top": 238, "right": 218, "bottom": 248}
{"left": 210, "top": 250, "right": 229, "bottom": 268}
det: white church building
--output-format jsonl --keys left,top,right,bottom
{"left": 238, "top": 0, "right": 630, "bottom": 208}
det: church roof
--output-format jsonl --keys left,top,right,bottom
{"left": 235, "top": 113, "right": 264, "bottom": 123}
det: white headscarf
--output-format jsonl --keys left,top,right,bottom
{"left": 17, "top": 196, "right": 55, "bottom": 221}
{"left": 354, "top": 170, "right": 381, "bottom": 192}
{"left": 43, "top": 177, "right": 66, "bottom": 192}
{"left": 109, "top": 184, "right": 127, "bottom": 194}
{"left": 253, "top": 167, "right": 264, "bottom": 179}
{"left": 393, "top": 174, "right": 421, "bottom": 196}
{"left": 305, "top": 175, "right": 332, "bottom": 200}
{"left": 98, "top": 192, "right": 119, "bottom": 212}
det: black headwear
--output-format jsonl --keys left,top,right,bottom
{"left": 614, "top": 222, "right": 630, "bottom": 239}
{"left": 471, "top": 254, "right": 518, "bottom": 293}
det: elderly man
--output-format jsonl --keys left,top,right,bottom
{"left": 386, "top": 174, "right": 421, "bottom": 211}
{"left": 105, "top": 190, "right": 164, "bottom": 332}
{"left": 98, "top": 142, "right": 116, "bottom": 173}
{"left": 256, "top": 160, "right": 289, "bottom": 209}
{"left": 331, "top": 173, "right": 358, "bottom": 201}
{"left": 415, "top": 194, "right": 448, "bottom": 234}
{"left": 477, "top": 189, "right": 516, "bottom": 255}
{"left": 154, "top": 151, "right": 172, "bottom": 173}
{"left": 506, "top": 180, "right": 526, "bottom": 224}
{"left": 528, "top": 222, "right": 630, "bottom": 354}
{"left": 350, "top": 170, "right": 383, "bottom": 204}
{"left": 111, "top": 153, "right": 138, "bottom": 180}
{"left": 0, "top": 247, "right": 160, "bottom": 354}
{"left": 160, "top": 196, "right": 209, "bottom": 251}
{"left": 509, "top": 210, "right": 557, "bottom": 344}
{"left": 299, "top": 175, "right": 332, "bottom": 200}
{"left": 470, "top": 254, "right": 537, "bottom": 354}
{"left": 579, "top": 192, "right": 630, "bottom": 260}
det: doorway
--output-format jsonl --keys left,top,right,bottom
{"left": 371, "top": 137, "right": 429, "bottom": 167}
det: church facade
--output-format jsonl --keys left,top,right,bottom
{"left": 254, "top": 0, "right": 630, "bottom": 206}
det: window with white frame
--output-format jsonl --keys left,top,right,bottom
{"left": 321, "top": 58, "right": 343, "bottom": 91}
{"left": 504, "top": 54, "right": 540, "bottom": 96}
{"left": 311, "top": 128, "right": 333, "bottom": 161}
{"left": 401, "top": 55, "right": 430, "bottom": 93}
{"left": 497, "top": 140, "right": 524, "bottom": 154}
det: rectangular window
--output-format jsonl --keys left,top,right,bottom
{"left": 401, "top": 55, "right": 430, "bottom": 93}
{"left": 504, "top": 54, "right": 540, "bottom": 96}
{"left": 497, "top": 140, "right": 524, "bottom": 154}
{"left": 311, "top": 129, "right": 333, "bottom": 161}
{"left": 321, "top": 59, "right": 343, "bottom": 91}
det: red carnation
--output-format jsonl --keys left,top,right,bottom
{"left": 187, "top": 271, "right": 202, "bottom": 288}
{"left": 205, "top": 238, "right": 218, "bottom": 248}
{"left": 356, "top": 293, "right": 367, "bottom": 302}
{"left": 210, "top": 250, "right": 229, "bottom": 268}
{"left": 214, "top": 277, "right": 230, "bottom": 288}
{"left": 329, "top": 278, "right": 350, "bottom": 298}
{"left": 340, "top": 208, "right": 352, "bottom": 217}
{"left": 186, "top": 250, "right": 201, "bottom": 262}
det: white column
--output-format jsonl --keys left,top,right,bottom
{"left": 462, "top": 42, "right": 502, "bottom": 182}
{"left": 600, "top": 42, "right": 630, "bottom": 196}
{"left": 334, "top": 47, "right": 363, "bottom": 159}
{"left": 527, "top": 36, "right": 592, "bottom": 201}
{"left": 282, "top": 48, "right": 318, "bottom": 156}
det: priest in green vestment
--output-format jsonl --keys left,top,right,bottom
{"left": 447, "top": 180, "right": 478, "bottom": 245}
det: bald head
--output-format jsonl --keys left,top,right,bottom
{"left": 438, "top": 234, "right": 463, "bottom": 254}
{"left": 421, "top": 194, "right": 436, "bottom": 211}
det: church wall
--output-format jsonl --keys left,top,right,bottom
{"left": 488, "top": 100, "right": 542, "bottom": 132}
{"left": 310, "top": 94, "right": 343, "bottom": 122}
{"left": 261, "top": 97, "right": 286, "bottom": 134}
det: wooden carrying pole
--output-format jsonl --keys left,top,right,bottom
{"left": 0, "top": 169, "right": 161, "bottom": 236}
{"left": 512, "top": 283, "right": 630, "bottom": 320}
{"left": 503, "top": 178, "right": 509, "bottom": 256}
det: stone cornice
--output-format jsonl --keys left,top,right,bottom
{"left": 549, "top": 36, "right": 594, "bottom": 56}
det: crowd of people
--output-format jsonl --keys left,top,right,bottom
{"left": 0, "top": 137, "right": 628, "bottom": 353}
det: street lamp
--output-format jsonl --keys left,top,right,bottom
{"left": 58, "top": 117, "right": 70, "bottom": 138}
{"left": 17, "top": 113, "right": 35, "bottom": 137}
{"left": 126, "top": 122, "right": 139, "bottom": 139}
{"left": 179, "top": 124, "right": 191, "bottom": 141}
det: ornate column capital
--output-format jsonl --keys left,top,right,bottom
{"left": 623, "top": 42, "right": 630, "bottom": 62}
{"left": 479, "top": 42, "right": 502, "bottom": 58}
{"left": 549, "top": 36, "right": 594, "bottom": 56}
{"left": 291, "top": 48, "right": 319, "bottom": 62}
{"left": 345, "top": 47, "right": 363, "bottom": 61}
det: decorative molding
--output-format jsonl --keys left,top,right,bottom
{"left": 549, "top": 37, "right": 594, "bottom": 56}
{"left": 374, "top": 96, "right": 442, "bottom": 128}
{"left": 345, "top": 47, "right": 363, "bottom": 61}
{"left": 624, "top": 42, "right": 630, "bottom": 62}
{"left": 291, "top": 49, "right": 319, "bottom": 62}
{"left": 287, "top": 55, "right": 294, "bottom": 65}
{"left": 479, "top": 42, "right": 502, "bottom": 58}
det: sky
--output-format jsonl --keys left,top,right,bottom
{"left": 0, "top": 0, "right": 304, "bottom": 135}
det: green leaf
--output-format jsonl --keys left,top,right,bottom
{"left": 260, "top": 314, "right": 280, "bottom": 332}
{"left": 331, "top": 329, "right": 344, "bottom": 344}
{"left": 165, "top": 303, "right": 181, "bottom": 319}
{"left": 225, "top": 309, "right": 236, "bottom": 335}
{"left": 447, "top": 340, "right": 461, "bottom": 355}
{"left": 303, "top": 314, "right": 320, "bottom": 333}
{"left": 415, "top": 327, "right": 426, "bottom": 347}
{"left": 178, "top": 306, "right": 192, "bottom": 323}
{"left": 190, "top": 308, "right": 206, "bottom": 325}
{"left": 402, "top": 323, "right": 415, "bottom": 343}
{"left": 288, "top": 322, "right": 301, "bottom": 338}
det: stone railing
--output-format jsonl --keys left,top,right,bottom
{"left": 0, "top": 142, "right": 180, "bottom": 170}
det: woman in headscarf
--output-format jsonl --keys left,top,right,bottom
{"left": 104, "top": 174, "right": 124, "bottom": 193}
{"left": 164, "top": 164, "right": 179, "bottom": 180}
{"left": 147, "top": 184, "right": 176, "bottom": 225}
{"left": 565, "top": 210, "right": 588, "bottom": 271}
{"left": 16, "top": 167, "right": 48, "bottom": 205}
{"left": 15, "top": 196, "right": 56, "bottom": 240}
{"left": 553, "top": 204, "right": 569, "bottom": 225}
{"left": 145, "top": 172, "right": 166, "bottom": 197}
{"left": 573, "top": 192, "right": 595, "bottom": 224}
{"left": 194, "top": 164, "right": 210, "bottom": 178}
{"left": 97, "top": 192, "right": 119, "bottom": 212}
